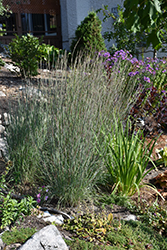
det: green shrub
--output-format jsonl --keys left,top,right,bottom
{"left": 8, "top": 34, "right": 41, "bottom": 77}
{"left": 70, "top": 11, "right": 106, "bottom": 60}
{"left": 38, "top": 43, "right": 65, "bottom": 68}
{"left": 0, "top": 194, "right": 36, "bottom": 229}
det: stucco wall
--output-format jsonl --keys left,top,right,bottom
{"left": 60, "top": 0, "right": 165, "bottom": 58}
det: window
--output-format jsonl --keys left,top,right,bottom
{"left": 32, "top": 14, "right": 45, "bottom": 35}
{"left": 47, "top": 14, "right": 57, "bottom": 34}
{"left": 21, "top": 13, "right": 57, "bottom": 36}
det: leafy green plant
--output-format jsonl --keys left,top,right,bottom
{"left": 123, "top": 0, "right": 167, "bottom": 54}
{"left": 70, "top": 11, "right": 106, "bottom": 60}
{"left": 8, "top": 34, "right": 42, "bottom": 77}
{"left": 63, "top": 213, "right": 114, "bottom": 244}
{"left": 1, "top": 227, "right": 37, "bottom": 245}
{"left": 96, "top": 115, "right": 158, "bottom": 196}
{"left": 38, "top": 43, "right": 65, "bottom": 68}
{"left": 97, "top": 5, "right": 146, "bottom": 57}
{"left": 0, "top": 194, "right": 36, "bottom": 229}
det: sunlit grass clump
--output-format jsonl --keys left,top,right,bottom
{"left": 6, "top": 54, "right": 140, "bottom": 206}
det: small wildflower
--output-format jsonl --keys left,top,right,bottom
{"left": 144, "top": 76, "right": 151, "bottom": 83}
{"left": 37, "top": 193, "right": 41, "bottom": 198}
{"left": 45, "top": 196, "right": 48, "bottom": 201}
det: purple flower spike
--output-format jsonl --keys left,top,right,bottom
{"left": 37, "top": 198, "right": 41, "bottom": 203}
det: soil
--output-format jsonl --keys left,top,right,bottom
{"left": 0, "top": 58, "right": 167, "bottom": 249}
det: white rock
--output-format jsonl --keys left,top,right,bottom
{"left": 43, "top": 214, "right": 64, "bottom": 225}
{"left": 42, "top": 69, "right": 50, "bottom": 73}
{"left": 4, "top": 63, "right": 20, "bottom": 73}
{"left": 3, "top": 113, "right": 11, "bottom": 125}
{"left": 123, "top": 214, "right": 137, "bottom": 221}
{"left": 18, "top": 224, "right": 68, "bottom": 250}
{"left": 0, "top": 125, "right": 5, "bottom": 134}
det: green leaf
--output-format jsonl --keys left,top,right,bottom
{"left": 153, "top": 0, "right": 162, "bottom": 13}
{"left": 147, "top": 30, "right": 162, "bottom": 48}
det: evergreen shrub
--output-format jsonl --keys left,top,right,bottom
{"left": 70, "top": 11, "right": 106, "bottom": 60}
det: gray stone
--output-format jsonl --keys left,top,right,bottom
{"left": 0, "top": 237, "right": 5, "bottom": 249}
{"left": 18, "top": 225, "right": 68, "bottom": 250}
{"left": 0, "top": 138, "right": 8, "bottom": 160}
{"left": 0, "top": 125, "right": 5, "bottom": 134}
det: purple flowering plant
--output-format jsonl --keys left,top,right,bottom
{"left": 36, "top": 185, "right": 49, "bottom": 204}
{"left": 99, "top": 50, "right": 167, "bottom": 133}
{"left": 99, "top": 50, "right": 167, "bottom": 92}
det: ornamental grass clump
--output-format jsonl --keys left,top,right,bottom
{"left": 6, "top": 53, "right": 140, "bottom": 206}
{"left": 96, "top": 115, "right": 158, "bottom": 197}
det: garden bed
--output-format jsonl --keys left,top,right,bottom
{"left": 0, "top": 56, "right": 167, "bottom": 249}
